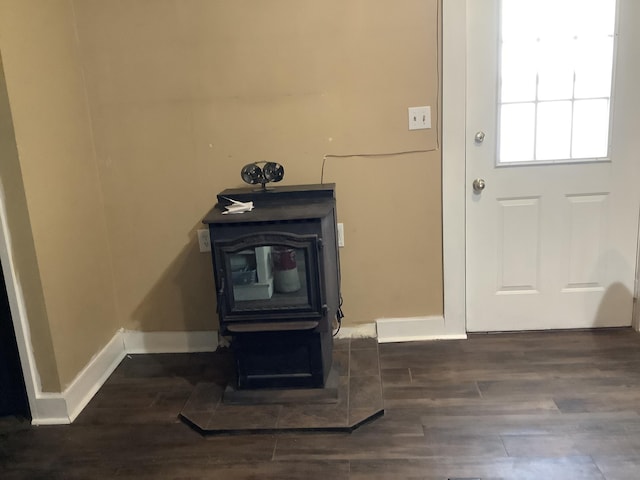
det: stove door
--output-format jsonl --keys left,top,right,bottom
{"left": 214, "top": 232, "right": 325, "bottom": 324}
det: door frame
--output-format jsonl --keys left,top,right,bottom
{"left": 442, "top": 0, "right": 468, "bottom": 335}
{"left": 441, "top": 0, "right": 640, "bottom": 334}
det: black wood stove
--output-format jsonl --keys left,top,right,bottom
{"left": 203, "top": 184, "right": 341, "bottom": 390}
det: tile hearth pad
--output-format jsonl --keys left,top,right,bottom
{"left": 180, "top": 337, "right": 384, "bottom": 434}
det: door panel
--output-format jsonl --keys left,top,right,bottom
{"left": 563, "top": 194, "right": 607, "bottom": 290}
{"left": 466, "top": 0, "right": 640, "bottom": 332}
{"left": 496, "top": 196, "right": 540, "bottom": 293}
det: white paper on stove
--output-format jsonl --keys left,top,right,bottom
{"left": 221, "top": 197, "right": 254, "bottom": 215}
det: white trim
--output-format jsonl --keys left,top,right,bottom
{"left": 0, "top": 178, "right": 42, "bottom": 422}
{"left": 123, "top": 330, "right": 218, "bottom": 354}
{"left": 376, "top": 316, "right": 468, "bottom": 343}
{"left": 335, "top": 5, "right": 471, "bottom": 348}
{"left": 30, "top": 394, "right": 68, "bottom": 425}
{"left": 442, "top": 0, "right": 468, "bottom": 336}
{"left": 333, "top": 322, "right": 377, "bottom": 339}
{"left": 633, "top": 205, "right": 640, "bottom": 331}
{"left": 31, "top": 329, "right": 219, "bottom": 425}
{"left": 64, "top": 329, "right": 126, "bottom": 422}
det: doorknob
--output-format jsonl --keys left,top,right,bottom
{"left": 472, "top": 178, "right": 486, "bottom": 193}
{"left": 475, "top": 131, "right": 486, "bottom": 143}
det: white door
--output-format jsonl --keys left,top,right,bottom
{"left": 466, "top": 0, "right": 640, "bottom": 332}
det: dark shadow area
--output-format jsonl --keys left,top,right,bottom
{"left": 0, "top": 260, "right": 29, "bottom": 419}
{"left": 593, "top": 281, "right": 634, "bottom": 327}
{"left": 590, "top": 247, "right": 636, "bottom": 328}
{"left": 131, "top": 222, "right": 218, "bottom": 340}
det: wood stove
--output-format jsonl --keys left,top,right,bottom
{"left": 203, "top": 184, "right": 341, "bottom": 390}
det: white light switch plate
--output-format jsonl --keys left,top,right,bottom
{"left": 408, "top": 106, "right": 431, "bottom": 130}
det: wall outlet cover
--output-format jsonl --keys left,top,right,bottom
{"left": 197, "top": 229, "right": 211, "bottom": 252}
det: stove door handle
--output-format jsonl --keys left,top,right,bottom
{"left": 216, "top": 273, "right": 225, "bottom": 313}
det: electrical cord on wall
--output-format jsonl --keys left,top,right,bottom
{"left": 323, "top": 146, "right": 438, "bottom": 337}
{"left": 327, "top": 0, "right": 441, "bottom": 337}
{"left": 333, "top": 296, "right": 344, "bottom": 337}
{"left": 320, "top": 0, "right": 442, "bottom": 185}
{"left": 320, "top": 148, "right": 438, "bottom": 184}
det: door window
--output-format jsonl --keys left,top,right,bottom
{"left": 498, "top": 0, "right": 617, "bottom": 164}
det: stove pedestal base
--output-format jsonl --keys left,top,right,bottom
{"left": 180, "top": 337, "right": 383, "bottom": 434}
{"left": 223, "top": 367, "right": 339, "bottom": 405}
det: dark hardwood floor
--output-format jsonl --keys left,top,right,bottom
{"left": 3, "top": 328, "right": 640, "bottom": 479}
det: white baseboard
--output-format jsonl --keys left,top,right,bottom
{"left": 33, "top": 320, "right": 468, "bottom": 425}
{"left": 34, "top": 319, "right": 469, "bottom": 425}
{"left": 334, "top": 322, "right": 377, "bottom": 339}
{"left": 123, "top": 330, "right": 218, "bottom": 354}
{"left": 32, "top": 329, "right": 219, "bottom": 425}
{"left": 376, "top": 316, "right": 467, "bottom": 343}
{"left": 64, "top": 329, "right": 127, "bottom": 422}
{"left": 334, "top": 317, "right": 469, "bottom": 343}
{"left": 31, "top": 393, "right": 69, "bottom": 426}
{"left": 32, "top": 330, "right": 126, "bottom": 425}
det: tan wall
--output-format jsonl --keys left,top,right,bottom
{"left": 73, "top": 0, "right": 443, "bottom": 331}
{"left": 0, "top": 0, "right": 120, "bottom": 390}
{"left": 0, "top": 52, "right": 61, "bottom": 392}
{"left": 0, "top": 0, "right": 442, "bottom": 391}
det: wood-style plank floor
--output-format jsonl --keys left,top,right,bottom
{"left": 4, "top": 328, "right": 640, "bottom": 479}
